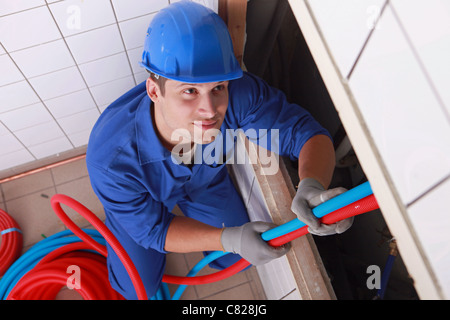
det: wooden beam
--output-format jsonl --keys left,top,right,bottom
{"left": 229, "top": 133, "right": 336, "bottom": 299}
{"left": 219, "top": 0, "right": 247, "bottom": 66}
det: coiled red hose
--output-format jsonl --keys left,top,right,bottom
{"left": 7, "top": 242, "right": 124, "bottom": 300}
{"left": 51, "top": 193, "right": 378, "bottom": 286}
{"left": 7, "top": 191, "right": 378, "bottom": 300}
{"left": 50, "top": 195, "right": 250, "bottom": 290}
{"left": 0, "top": 209, "right": 23, "bottom": 277}
{"left": 50, "top": 194, "right": 148, "bottom": 300}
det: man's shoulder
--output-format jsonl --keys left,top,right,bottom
{"left": 229, "top": 71, "right": 258, "bottom": 92}
{"left": 86, "top": 82, "right": 147, "bottom": 168}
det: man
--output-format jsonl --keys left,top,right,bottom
{"left": 86, "top": 1, "right": 352, "bottom": 300}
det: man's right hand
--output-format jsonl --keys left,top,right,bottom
{"left": 221, "top": 221, "right": 290, "bottom": 266}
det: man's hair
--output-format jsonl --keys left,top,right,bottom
{"left": 147, "top": 70, "right": 167, "bottom": 96}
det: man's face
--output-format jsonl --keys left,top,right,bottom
{"left": 147, "top": 77, "right": 229, "bottom": 149}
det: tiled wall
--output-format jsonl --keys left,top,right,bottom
{"left": 228, "top": 136, "right": 302, "bottom": 300}
{"left": 307, "top": 0, "right": 450, "bottom": 298}
{"left": 0, "top": 0, "right": 217, "bottom": 176}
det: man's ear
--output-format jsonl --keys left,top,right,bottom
{"left": 146, "top": 76, "right": 160, "bottom": 103}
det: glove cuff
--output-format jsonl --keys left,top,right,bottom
{"left": 298, "top": 177, "right": 325, "bottom": 192}
{"left": 220, "top": 226, "right": 241, "bottom": 254}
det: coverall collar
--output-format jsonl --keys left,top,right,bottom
{"left": 135, "top": 95, "right": 172, "bottom": 165}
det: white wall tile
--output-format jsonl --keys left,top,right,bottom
{"left": 0, "top": 102, "right": 53, "bottom": 131}
{"left": 91, "top": 76, "right": 135, "bottom": 105}
{"left": 28, "top": 66, "right": 86, "bottom": 100}
{"left": 0, "top": 81, "right": 40, "bottom": 113}
{"left": 10, "top": 39, "right": 75, "bottom": 78}
{"left": 14, "top": 121, "right": 65, "bottom": 147}
{"left": 65, "top": 24, "right": 124, "bottom": 64}
{"left": 192, "top": 0, "right": 219, "bottom": 13}
{"left": 348, "top": 6, "right": 450, "bottom": 205}
{"left": 57, "top": 108, "right": 100, "bottom": 135}
{"left": 0, "top": 149, "right": 35, "bottom": 171}
{"left": 44, "top": 89, "right": 96, "bottom": 119}
{"left": 391, "top": 0, "right": 450, "bottom": 116}
{"left": 68, "top": 129, "right": 92, "bottom": 147}
{"left": 0, "top": 6, "right": 61, "bottom": 52}
{"left": 0, "top": 54, "right": 24, "bottom": 86}
{"left": 49, "top": 0, "right": 116, "bottom": 37}
{"left": 0, "top": 132, "right": 24, "bottom": 155}
{"left": 255, "top": 256, "right": 298, "bottom": 300}
{"left": 98, "top": 104, "right": 110, "bottom": 113}
{"left": 127, "top": 46, "right": 144, "bottom": 74}
{"left": 90, "top": 75, "right": 135, "bottom": 107}
{"left": 28, "top": 136, "right": 73, "bottom": 159}
{"left": 0, "top": 0, "right": 46, "bottom": 16}
{"left": 0, "top": 0, "right": 170, "bottom": 173}
{"left": 407, "top": 178, "right": 450, "bottom": 299}
{"left": 118, "top": 14, "right": 155, "bottom": 50}
{"left": 111, "top": 0, "right": 168, "bottom": 21}
{"left": 134, "top": 71, "right": 148, "bottom": 85}
{"left": 78, "top": 52, "right": 132, "bottom": 87}
{"left": 307, "top": 0, "right": 386, "bottom": 78}
{"left": 0, "top": 122, "right": 9, "bottom": 136}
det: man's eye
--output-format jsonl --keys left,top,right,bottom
{"left": 183, "top": 88, "right": 197, "bottom": 94}
{"left": 213, "top": 85, "right": 224, "bottom": 91}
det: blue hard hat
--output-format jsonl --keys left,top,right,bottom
{"left": 139, "top": 1, "right": 243, "bottom": 83}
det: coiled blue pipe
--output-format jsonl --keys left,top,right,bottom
{"left": 170, "top": 251, "right": 228, "bottom": 300}
{"left": 0, "top": 229, "right": 105, "bottom": 300}
{"left": 1, "top": 181, "right": 374, "bottom": 300}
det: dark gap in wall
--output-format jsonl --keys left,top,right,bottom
{"left": 244, "top": 0, "right": 418, "bottom": 300}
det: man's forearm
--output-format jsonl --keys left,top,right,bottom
{"left": 164, "top": 216, "right": 224, "bottom": 253}
{"left": 298, "top": 134, "right": 335, "bottom": 189}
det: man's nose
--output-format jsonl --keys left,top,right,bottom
{"left": 197, "top": 94, "right": 217, "bottom": 118}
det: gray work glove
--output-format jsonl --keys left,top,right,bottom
{"left": 221, "top": 221, "right": 290, "bottom": 266}
{"left": 291, "top": 178, "right": 353, "bottom": 236}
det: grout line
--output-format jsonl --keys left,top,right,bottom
{"left": 0, "top": 183, "right": 6, "bottom": 211}
{"left": 2, "top": 184, "right": 57, "bottom": 204}
{"left": 109, "top": 0, "right": 137, "bottom": 87}
{"left": 245, "top": 266, "right": 266, "bottom": 300}
{"left": 406, "top": 174, "right": 450, "bottom": 208}
{"left": 44, "top": 5, "right": 103, "bottom": 116}
{"left": 246, "top": 176, "right": 256, "bottom": 208}
{"left": 389, "top": 1, "right": 450, "bottom": 125}
{"left": 346, "top": 0, "right": 389, "bottom": 80}
{"left": 48, "top": 162, "right": 57, "bottom": 189}
{"left": 0, "top": 120, "right": 36, "bottom": 161}
{"left": 0, "top": 39, "right": 76, "bottom": 150}
{"left": 279, "top": 288, "right": 296, "bottom": 300}
{"left": 0, "top": 4, "right": 48, "bottom": 19}
{"left": 198, "top": 280, "right": 255, "bottom": 300}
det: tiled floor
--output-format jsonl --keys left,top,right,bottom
{"left": 0, "top": 156, "right": 266, "bottom": 300}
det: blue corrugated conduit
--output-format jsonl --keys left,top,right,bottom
{"left": 0, "top": 229, "right": 105, "bottom": 299}
{"left": 0, "top": 181, "right": 377, "bottom": 300}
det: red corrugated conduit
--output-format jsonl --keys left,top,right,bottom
{"left": 0, "top": 209, "right": 23, "bottom": 277}
{"left": 6, "top": 190, "right": 378, "bottom": 300}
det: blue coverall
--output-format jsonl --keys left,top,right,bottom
{"left": 86, "top": 72, "right": 331, "bottom": 299}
